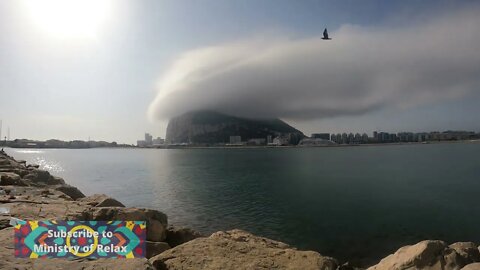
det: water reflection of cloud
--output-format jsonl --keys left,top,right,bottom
{"left": 15, "top": 150, "right": 45, "bottom": 154}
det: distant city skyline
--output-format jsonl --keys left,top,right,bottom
{"left": 1, "top": 1, "right": 480, "bottom": 144}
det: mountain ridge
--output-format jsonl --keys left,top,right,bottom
{"left": 165, "top": 110, "right": 305, "bottom": 145}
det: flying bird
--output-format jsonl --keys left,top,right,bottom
{"left": 322, "top": 28, "right": 332, "bottom": 40}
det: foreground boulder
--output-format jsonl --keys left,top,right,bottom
{"left": 462, "top": 263, "right": 480, "bottom": 270}
{"left": 146, "top": 241, "right": 171, "bottom": 259}
{"left": 367, "top": 240, "right": 468, "bottom": 270}
{"left": 23, "top": 169, "right": 51, "bottom": 182}
{"left": 449, "top": 242, "right": 480, "bottom": 265}
{"left": 165, "top": 226, "right": 202, "bottom": 247}
{"left": 55, "top": 184, "right": 85, "bottom": 200}
{"left": 89, "top": 207, "right": 168, "bottom": 241}
{"left": 0, "top": 172, "right": 27, "bottom": 186}
{"left": 79, "top": 193, "right": 125, "bottom": 207}
{"left": 150, "top": 229, "right": 338, "bottom": 270}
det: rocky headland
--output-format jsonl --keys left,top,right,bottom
{"left": 166, "top": 110, "right": 305, "bottom": 145}
{"left": 1, "top": 149, "right": 480, "bottom": 270}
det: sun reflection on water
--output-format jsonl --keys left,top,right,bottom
{"left": 32, "top": 157, "right": 64, "bottom": 173}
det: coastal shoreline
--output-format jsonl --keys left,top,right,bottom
{"left": 153, "top": 139, "right": 480, "bottom": 149}
{"left": 1, "top": 149, "right": 480, "bottom": 269}
{"left": 4, "top": 138, "right": 479, "bottom": 151}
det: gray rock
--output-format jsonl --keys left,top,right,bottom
{"left": 16, "top": 160, "right": 27, "bottom": 165}
{"left": 150, "top": 229, "right": 338, "bottom": 270}
{"left": 146, "top": 241, "right": 171, "bottom": 259}
{"left": 55, "top": 184, "right": 86, "bottom": 200}
{"left": 450, "top": 242, "right": 480, "bottom": 265}
{"left": 89, "top": 207, "right": 168, "bottom": 242}
{"left": 338, "top": 262, "right": 365, "bottom": 270}
{"left": 462, "top": 263, "right": 480, "bottom": 270}
{"left": 12, "top": 168, "right": 30, "bottom": 177}
{"left": 0, "top": 158, "right": 9, "bottom": 165}
{"left": 166, "top": 226, "right": 202, "bottom": 247}
{"left": 79, "top": 194, "right": 125, "bottom": 207}
{"left": 23, "top": 169, "right": 51, "bottom": 184}
{"left": 368, "top": 240, "right": 465, "bottom": 270}
{"left": 47, "top": 176, "right": 66, "bottom": 185}
{"left": 0, "top": 172, "right": 27, "bottom": 186}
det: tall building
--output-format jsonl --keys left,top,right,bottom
{"left": 361, "top": 133, "right": 369, "bottom": 143}
{"left": 354, "top": 133, "right": 361, "bottom": 143}
{"left": 336, "top": 133, "right": 342, "bottom": 143}
{"left": 145, "top": 133, "right": 153, "bottom": 145}
{"left": 348, "top": 133, "right": 355, "bottom": 144}
{"left": 341, "top": 133, "right": 348, "bottom": 144}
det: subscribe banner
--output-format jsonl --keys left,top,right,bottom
{"left": 14, "top": 220, "right": 146, "bottom": 259}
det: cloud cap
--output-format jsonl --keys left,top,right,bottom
{"left": 148, "top": 6, "right": 480, "bottom": 121}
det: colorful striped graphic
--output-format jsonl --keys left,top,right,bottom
{"left": 14, "top": 220, "right": 146, "bottom": 259}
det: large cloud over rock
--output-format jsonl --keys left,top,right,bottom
{"left": 148, "top": 6, "right": 480, "bottom": 121}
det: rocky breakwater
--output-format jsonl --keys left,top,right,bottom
{"left": 2, "top": 150, "right": 480, "bottom": 270}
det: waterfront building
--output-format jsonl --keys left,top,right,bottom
{"left": 272, "top": 136, "right": 290, "bottom": 146}
{"left": 248, "top": 138, "right": 266, "bottom": 145}
{"left": 145, "top": 133, "right": 153, "bottom": 145}
{"left": 336, "top": 134, "right": 342, "bottom": 143}
{"left": 45, "top": 139, "right": 66, "bottom": 148}
{"left": 311, "top": 133, "right": 330, "bottom": 140}
{"left": 266, "top": 135, "right": 273, "bottom": 144}
{"left": 354, "top": 133, "right": 361, "bottom": 143}
{"left": 362, "top": 133, "right": 369, "bottom": 143}
{"left": 377, "top": 132, "right": 391, "bottom": 143}
{"left": 229, "top": 136, "right": 242, "bottom": 144}
{"left": 348, "top": 133, "right": 354, "bottom": 144}
{"left": 398, "top": 132, "right": 414, "bottom": 142}
{"left": 341, "top": 133, "right": 348, "bottom": 144}
{"left": 152, "top": 137, "right": 165, "bottom": 145}
{"left": 298, "top": 138, "right": 336, "bottom": 146}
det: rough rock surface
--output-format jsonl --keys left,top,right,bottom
{"left": 147, "top": 241, "right": 171, "bottom": 259}
{"left": 367, "top": 240, "right": 478, "bottom": 270}
{"left": 462, "top": 263, "right": 480, "bottom": 270}
{"left": 79, "top": 193, "right": 125, "bottom": 207}
{"left": 449, "top": 242, "right": 480, "bottom": 265}
{"left": 89, "top": 207, "right": 168, "bottom": 241}
{"left": 165, "top": 226, "right": 202, "bottom": 247}
{"left": 150, "top": 229, "right": 338, "bottom": 270}
{"left": 55, "top": 184, "right": 86, "bottom": 200}
{"left": 0, "top": 172, "right": 27, "bottom": 186}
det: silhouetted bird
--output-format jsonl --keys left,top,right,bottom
{"left": 322, "top": 28, "right": 332, "bottom": 40}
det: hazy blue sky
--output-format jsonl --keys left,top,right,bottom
{"left": 1, "top": 0, "right": 479, "bottom": 143}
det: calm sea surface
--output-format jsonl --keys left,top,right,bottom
{"left": 5, "top": 143, "right": 480, "bottom": 265}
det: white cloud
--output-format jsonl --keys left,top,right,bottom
{"left": 148, "top": 6, "right": 480, "bottom": 121}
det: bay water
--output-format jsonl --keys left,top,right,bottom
{"left": 6, "top": 142, "right": 480, "bottom": 265}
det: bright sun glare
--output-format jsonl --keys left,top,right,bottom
{"left": 24, "top": 0, "right": 112, "bottom": 38}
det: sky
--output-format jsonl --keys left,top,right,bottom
{"left": 0, "top": 0, "right": 479, "bottom": 144}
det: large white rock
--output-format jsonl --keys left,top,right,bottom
{"left": 368, "top": 240, "right": 464, "bottom": 270}
{"left": 150, "top": 229, "right": 338, "bottom": 270}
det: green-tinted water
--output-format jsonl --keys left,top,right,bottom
{"left": 7, "top": 142, "right": 480, "bottom": 265}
